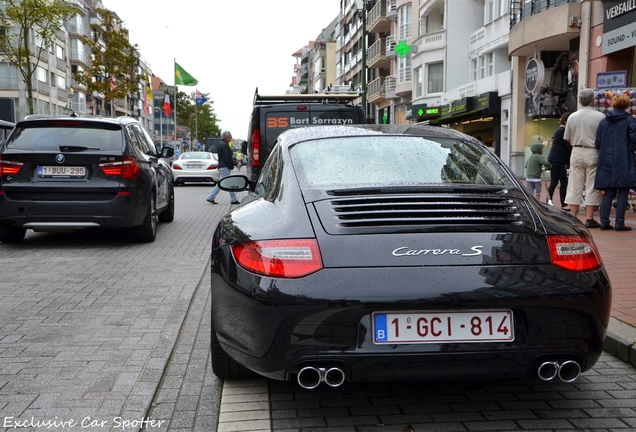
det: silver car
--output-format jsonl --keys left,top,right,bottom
{"left": 171, "top": 151, "right": 220, "bottom": 185}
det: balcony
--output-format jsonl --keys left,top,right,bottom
{"left": 386, "top": 35, "right": 397, "bottom": 58}
{"left": 420, "top": 29, "right": 446, "bottom": 53}
{"left": 469, "top": 14, "right": 510, "bottom": 57}
{"left": 368, "top": 1, "right": 390, "bottom": 34}
{"left": 385, "top": 75, "right": 398, "bottom": 99}
{"left": 510, "top": 0, "right": 577, "bottom": 29}
{"left": 67, "top": 0, "right": 85, "bottom": 11}
{"left": 386, "top": 0, "right": 397, "bottom": 21}
{"left": 367, "top": 76, "right": 386, "bottom": 104}
{"left": 367, "top": 38, "right": 389, "bottom": 69}
{"left": 69, "top": 49, "right": 88, "bottom": 66}
{"left": 397, "top": 67, "right": 412, "bottom": 96}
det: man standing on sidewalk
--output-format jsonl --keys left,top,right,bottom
{"left": 563, "top": 88, "right": 605, "bottom": 227}
{"left": 206, "top": 131, "right": 240, "bottom": 205}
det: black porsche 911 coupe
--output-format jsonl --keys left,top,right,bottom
{"left": 209, "top": 124, "right": 611, "bottom": 389}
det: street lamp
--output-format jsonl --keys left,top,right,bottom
{"left": 355, "top": 0, "right": 369, "bottom": 123}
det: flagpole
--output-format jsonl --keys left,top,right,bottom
{"left": 173, "top": 58, "right": 177, "bottom": 144}
{"left": 195, "top": 88, "right": 198, "bottom": 149}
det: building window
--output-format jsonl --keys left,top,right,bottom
{"left": 486, "top": 0, "right": 503, "bottom": 23}
{"left": 397, "top": 4, "right": 412, "bottom": 40}
{"left": 427, "top": 62, "right": 443, "bottom": 94}
{"left": 415, "top": 67, "right": 422, "bottom": 97}
{"left": 69, "top": 13, "right": 83, "bottom": 34}
{"left": 37, "top": 66, "right": 48, "bottom": 83}
{"left": 479, "top": 56, "right": 485, "bottom": 79}
{"left": 0, "top": 62, "right": 19, "bottom": 88}
{"left": 487, "top": 52, "right": 494, "bottom": 76}
{"left": 56, "top": 44, "right": 64, "bottom": 60}
{"left": 57, "top": 74, "right": 66, "bottom": 89}
{"left": 471, "top": 59, "right": 477, "bottom": 81}
{"left": 398, "top": 54, "right": 411, "bottom": 84}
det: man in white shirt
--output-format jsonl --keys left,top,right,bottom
{"left": 563, "top": 88, "right": 605, "bottom": 228}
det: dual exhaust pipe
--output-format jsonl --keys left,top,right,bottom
{"left": 537, "top": 360, "right": 581, "bottom": 382}
{"left": 297, "top": 365, "right": 346, "bottom": 389}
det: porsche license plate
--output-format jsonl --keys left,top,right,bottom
{"left": 38, "top": 166, "right": 86, "bottom": 178}
{"left": 373, "top": 310, "right": 514, "bottom": 344}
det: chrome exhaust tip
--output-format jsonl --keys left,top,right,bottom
{"left": 538, "top": 361, "right": 559, "bottom": 381}
{"left": 324, "top": 367, "right": 346, "bottom": 388}
{"left": 297, "top": 366, "right": 322, "bottom": 390}
{"left": 558, "top": 360, "right": 581, "bottom": 383}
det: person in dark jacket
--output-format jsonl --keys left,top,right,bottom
{"left": 594, "top": 94, "right": 636, "bottom": 231}
{"left": 547, "top": 112, "right": 572, "bottom": 209}
{"left": 206, "top": 131, "right": 240, "bottom": 205}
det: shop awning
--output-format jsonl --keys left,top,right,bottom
{"left": 429, "top": 108, "right": 488, "bottom": 126}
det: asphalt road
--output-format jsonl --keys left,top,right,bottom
{"left": 1, "top": 183, "right": 636, "bottom": 432}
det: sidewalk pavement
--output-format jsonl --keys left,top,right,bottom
{"left": 540, "top": 187, "right": 636, "bottom": 368}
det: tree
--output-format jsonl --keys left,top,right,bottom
{"left": 175, "top": 91, "right": 221, "bottom": 144}
{"left": 73, "top": 8, "right": 141, "bottom": 116}
{"left": 0, "top": 0, "right": 76, "bottom": 114}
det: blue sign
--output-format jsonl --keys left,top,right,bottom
{"left": 596, "top": 71, "right": 627, "bottom": 89}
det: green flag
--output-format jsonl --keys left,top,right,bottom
{"left": 175, "top": 62, "right": 198, "bottom": 86}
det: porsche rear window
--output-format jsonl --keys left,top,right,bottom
{"left": 290, "top": 136, "right": 515, "bottom": 188}
{"left": 6, "top": 123, "right": 123, "bottom": 150}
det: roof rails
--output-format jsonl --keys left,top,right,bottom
{"left": 253, "top": 87, "right": 361, "bottom": 106}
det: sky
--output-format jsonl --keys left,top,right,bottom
{"left": 102, "top": 0, "right": 341, "bottom": 141}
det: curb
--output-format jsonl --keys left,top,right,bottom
{"left": 604, "top": 317, "right": 636, "bottom": 368}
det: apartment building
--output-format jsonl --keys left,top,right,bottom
{"left": 410, "top": 0, "right": 511, "bottom": 161}
{"left": 0, "top": 0, "right": 153, "bottom": 130}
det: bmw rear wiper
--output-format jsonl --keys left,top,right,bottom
{"left": 59, "top": 145, "right": 100, "bottom": 151}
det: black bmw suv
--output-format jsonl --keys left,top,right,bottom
{"left": 0, "top": 115, "right": 175, "bottom": 243}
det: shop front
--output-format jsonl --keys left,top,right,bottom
{"left": 429, "top": 92, "right": 501, "bottom": 156}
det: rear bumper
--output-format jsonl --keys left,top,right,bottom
{"left": 211, "top": 263, "right": 611, "bottom": 383}
{"left": 173, "top": 172, "right": 217, "bottom": 183}
{"left": 0, "top": 198, "right": 147, "bottom": 229}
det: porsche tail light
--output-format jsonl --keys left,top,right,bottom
{"left": 232, "top": 239, "right": 323, "bottom": 278}
{"left": 99, "top": 156, "right": 139, "bottom": 179}
{"left": 172, "top": 163, "right": 183, "bottom": 170}
{"left": 547, "top": 235, "right": 602, "bottom": 272}
{"left": 251, "top": 129, "right": 260, "bottom": 166}
{"left": 0, "top": 156, "right": 24, "bottom": 175}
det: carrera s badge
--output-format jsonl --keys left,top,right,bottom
{"left": 392, "top": 246, "right": 484, "bottom": 257}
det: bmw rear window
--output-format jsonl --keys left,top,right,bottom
{"left": 6, "top": 120, "right": 124, "bottom": 150}
{"left": 290, "top": 136, "right": 515, "bottom": 188}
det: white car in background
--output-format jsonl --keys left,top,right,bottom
{"left": 171, "top": 152, "right": 220, "bottom": 185}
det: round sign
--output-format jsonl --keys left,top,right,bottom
{"left": 525, "top": 58, "right": 545, "bottom": 93}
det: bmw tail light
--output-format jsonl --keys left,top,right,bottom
{"left": 232, "top": 239, "right": 323, "bottom": 278}
{"left": 547, "top": 235, "right": 602, "bottom": 272}
{"left": 99, "top": 156, "right": 139, "bottom": 179}
{"left": 251, "top": 129, "right": 260, "bottom": 167}
{"left": 0, "top": 156, "right": 24, "bottom": 175}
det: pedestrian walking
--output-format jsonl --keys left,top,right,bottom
{"left": 563, "top": 88, "right": 606, "bottom": 228}
{"left": 547, "top": 112, "right": 572, "bottom": 209}
{"left": 594, "top": 93, "right": 636, "bottom": 231}
{"left": 525, "top": 141, "right": 551, "bottom": 201}
{"left": 206, "top": 131, "right": 240, "bottom": 205}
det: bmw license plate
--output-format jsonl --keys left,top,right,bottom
{"left": 38, "top": 166, "right": 86, "bottom": 178}
{"left": 373, "top": 310, "right": 514, "bottom": 344}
